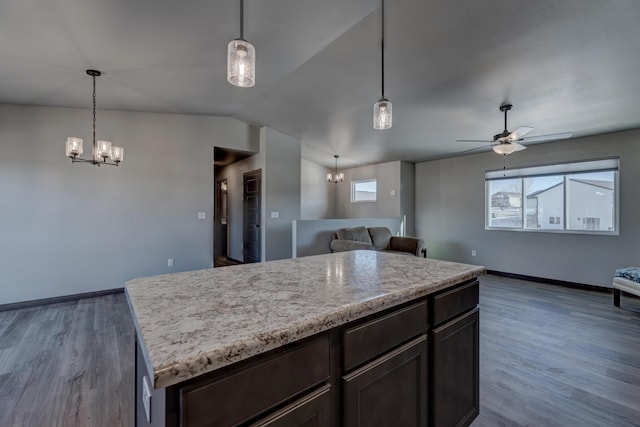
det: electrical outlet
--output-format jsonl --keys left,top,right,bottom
{"left": 471, "top": 250, "right": 477, "bottom": 257}
{"left": 142, "top": 375, "right": 152, "bottom": 423}
{"left": 197, "top": 211, "right": 206, "bottom": 220}
{"left": 168, "top": 258, "right": 174, "bottom": 267}
{"left": 270, "top": 211, "right": 280, "bottom": 219}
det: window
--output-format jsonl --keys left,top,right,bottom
{"left": 485, "top": 158, "right": 618, "bottom": 234}
{"left": 351, "top": 179, "right": 377, "bottom": 202}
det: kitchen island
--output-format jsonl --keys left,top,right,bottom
{"left": 126, "top": 251, "right": 485, "bottom": 426}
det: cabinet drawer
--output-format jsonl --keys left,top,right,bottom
{"left": 343, "top": 301, "right": 427, "bottom": 371}
{"left": 180, "top": 335, "right": 330, "bottom": 427}
{"left": 430, "top": 280, "right": 478, "bottom": 326}
{"left": 249, "top": 384, "right": 332, "bottom": 427}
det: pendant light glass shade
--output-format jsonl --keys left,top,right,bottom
{"left": 65, "top": 137, "right": 84, "bottom": 157}
{"left": 493, "top": 143, "right": 518, "bottom": 155}
{"left": 373, "top": 98, "right": 392, "bottom": 130}
{"left": 227, "top": 39, "right": 255, "bottom": 87}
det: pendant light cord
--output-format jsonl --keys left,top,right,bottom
{"left": 92, "top": 73, "right": 97, "bottom": 150}
{"left": 240, "top": 0, "right": 244, "bottom": 39}
{"left": 381, "top": 0, "right": 385, "bottom": 99}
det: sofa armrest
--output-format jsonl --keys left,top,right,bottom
{"left": 389, "top": 236, "right": 425, "bottom": 257}
{"left": 330, "top": 239, "right": 376, "bottom": 253}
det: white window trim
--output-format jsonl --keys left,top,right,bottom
{"left": 351, "top": 178, "right": 377, "bottom": 203}
{"left": 485, "top": 157, "right": 619, "bottom": 235}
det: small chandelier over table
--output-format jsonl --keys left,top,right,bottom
{"left": 65, "top": 70, "right": 123, "bottom": 166}
{"left": 327, "top": 155, "right": 344, "bottom": 184}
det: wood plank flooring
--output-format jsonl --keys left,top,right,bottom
{"left": 0, "top": 275, "right": 638, "bottom": 426}
{"left": 0, "top": 294, "right": 134, "bottom": 427}
{"left": 472, "top": 275, "right": 640, "bottom": 427}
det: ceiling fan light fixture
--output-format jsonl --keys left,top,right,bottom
{"left": 493, "top": 143, "right": 518, "bottom": 155}
{"left": 227, "top": 0, "right": 255, "bottom": 88}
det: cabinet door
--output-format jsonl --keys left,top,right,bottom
{"left": 430, "top": 308, "right": 479, "bottom": 427}
{"left": 343, "top": 335, "right": 428, "bottom": 427}
{"left": 250, "top": 385, "right": 331, "bottom": 427}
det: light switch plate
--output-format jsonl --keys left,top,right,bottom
{"left": 197, "top": 211, "right": 206, "bottom": 220}
{"left": 142, "top": 375, "right": 152, "bottom": 423}
{"left": 271, "top": 211, "right": 280, "bottom": 219}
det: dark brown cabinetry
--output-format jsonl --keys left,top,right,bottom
{"left": 343, "top": 336, "right": 428, "bottom": 427}
{"left": 430, "top": 282, "right": 480, "bottom": 427}
{"left": 135, "top": 279, "right": 480, "bottom": 427}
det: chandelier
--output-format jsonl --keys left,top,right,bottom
{"left": 65, "top": 70, "right": 123, "bottom": 166}
{"left": 327, "top": 155, "right": 344, "bottom": 183}
{"left": 227, "top": 0, "right": 256, "bottom": 87}
{"left": 373, "top": 0, "right": 392, "bottom": 130}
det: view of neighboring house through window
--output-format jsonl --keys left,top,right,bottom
{"left": 485, "top": 158, "right": 618, "bottom": 234}
{"left": 351, "top": 179, "right": 377, "bottom": 202}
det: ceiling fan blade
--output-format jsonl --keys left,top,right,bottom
{"left": 512, "top": 141, "right": 527, "bottom": 151}
{"left": 456, "top": 139, "right": 493, "bottom": 143}
{"left": 509, "top": 126, "right": 534, "bottom": 140}
{"left": 521, "top": 132, "right": 573, "bottom": 143}
{"left": 457, "top": 145, "right": 492, "bottom": 154}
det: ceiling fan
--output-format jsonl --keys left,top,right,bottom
{"left": 457, "top": 103, "right": 572, "bottom": 155}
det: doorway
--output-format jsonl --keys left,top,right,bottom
{"left": 214, "top": 179, "right": 229, "bottom": 265}
{"left": 243, "top": 169, "right": 262, "bottom": 263}
{"left": 213, "top": 147, "right": 253, "bottom": 267}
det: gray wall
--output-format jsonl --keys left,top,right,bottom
{"left": 301, "top": 159, "right": 336, "bottom": 219}
{"left": 263, "top": 128, "right": 302, "bottom": 261}
{"left": 0, "top": 104, "right": 255, "bottom": 304}
{"left": 400, "top": 162, "right": 416, "bottom": 236}
{"left": 415, "top": 128, "right": 640, "bottom": 287}
{"left": 335, "top": 161, "right": 401, "bottom": 219}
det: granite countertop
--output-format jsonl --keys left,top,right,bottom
{"left": 125, "top": 251, "right": 485, "bottom": 389}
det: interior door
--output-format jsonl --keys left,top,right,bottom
{"left": 243, "top": 169, "right": 262, "bottom": 263}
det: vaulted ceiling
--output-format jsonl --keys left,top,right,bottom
{"left": 2, "top": 0, "right": 639, "bottom": 168}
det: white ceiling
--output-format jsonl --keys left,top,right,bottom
{"left": 2, "top": 0, "right": 640, "bottom": 168}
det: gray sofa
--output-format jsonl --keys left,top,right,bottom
{"left": 330, "top": 226, "right": 425, "bottom": 257}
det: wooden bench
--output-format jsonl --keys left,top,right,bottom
{"left": 613, "top": 277, "right": 640, "bottom": 308}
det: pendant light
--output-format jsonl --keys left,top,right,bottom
{"left": 65, "top": 70, "right": 123, "bottom": 166}
{"left": 227, "top": 0, "right": 255, "bottom": 87}
{"left": 327, "top": 155, "right": 344, "bottom": 184}
{"left": 373, "top": 0, "right": 392, "bottom": 130}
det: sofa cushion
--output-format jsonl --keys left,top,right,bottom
{"left": 336, "top": 226, "right": 372, "bottom": 245}
{"left": 368, "top": 227, "right": 392, "bottom": 251}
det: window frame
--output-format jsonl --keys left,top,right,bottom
{"left": 351, "top": 178, "right": 377, "bottom": 203}
{"left": 485, "top": 158, "right": 619, "bottom": 235}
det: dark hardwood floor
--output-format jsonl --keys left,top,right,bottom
{"left": 472, "top": 275, "right": 640, "bottom": 427}
{"left": 0, "top": 294, "right": 134, "bottom": 427}
{"left": 0, "top": 275, "right": 638, "bottom": 426}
